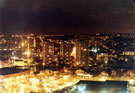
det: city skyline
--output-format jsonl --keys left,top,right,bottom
{"left": 0, "top": 1, "right": 134, "bottom": 92}
{"left": 0, "top": 33, "right": 134, "bottom": 92}
{"left": 0, "top": 0, "right": 134, "bottom": 34}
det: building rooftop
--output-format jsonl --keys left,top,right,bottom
{"left": 0, "top": 66, "right": 29, "bottom": 75}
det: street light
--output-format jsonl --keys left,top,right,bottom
{"left": 21, "top": 43, "right": 24, "bottom": 47}
{"left": 26, "top": 51, "right": 30, "bottom": 56}
{"left": 78, "top": 85, "right": 86, "bottom": 92}
{"left": 129, "top": 79, "right": 134, "bottom": 84}
{"left": 24, "top": 50, "right": 31, "bottom": 65}
{"left": 66, "top": 82, "right": 72, "bottom": 86}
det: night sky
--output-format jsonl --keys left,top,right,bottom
{"left": 0, "top": 0, "right": 134, "bottom": 34}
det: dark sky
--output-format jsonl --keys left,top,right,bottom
{"left": 0, "top": 0, "right": 134, "bottom": 34}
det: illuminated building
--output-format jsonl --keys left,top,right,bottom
{"left": 0, "top": 34, "right": 134, "bottom": 70}
{"left": 77, "top": 40, "right": 89, "bottom": 67}
{"left": 44, "top": 41, "right": 54, "bottom": 66}
{"left": 75, "top": 41, "right": 81, "bottom": 67}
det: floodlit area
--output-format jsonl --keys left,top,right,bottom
{"left": 0, "top": 70, "right": 135, "bottom": 93}
{"left": 0, "top": 71, "right": 80, "bottom": 93}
